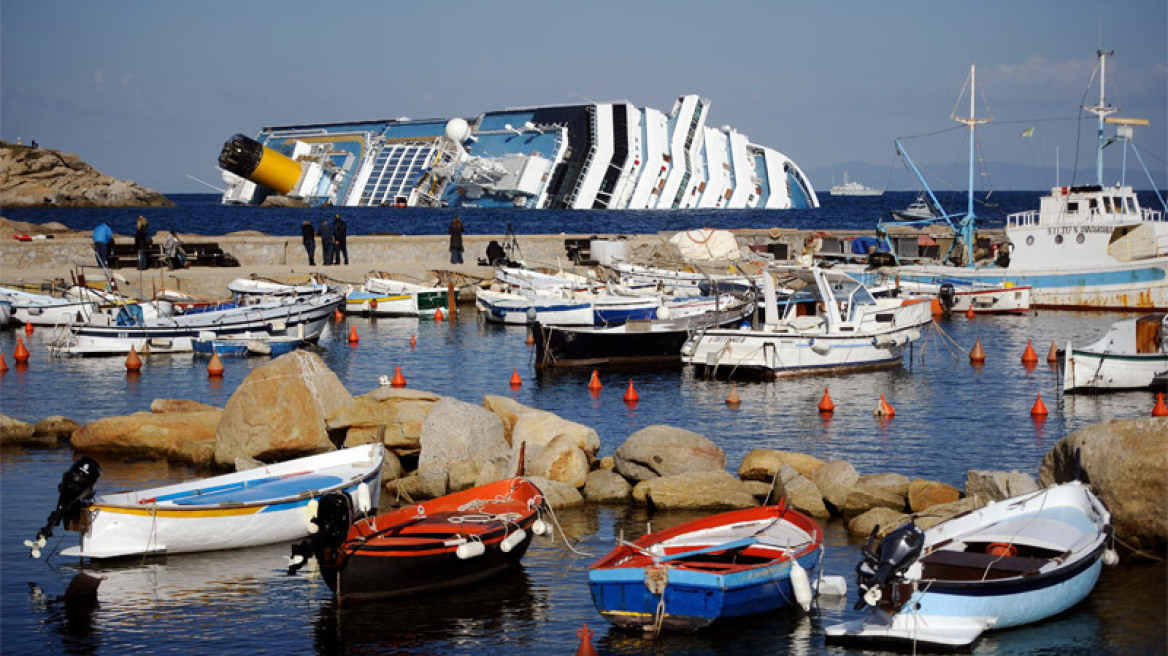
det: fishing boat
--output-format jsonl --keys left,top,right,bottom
{"left": 532, "top": 298, "right": 753, "bottom": 369}
{"left": 682, "top": 265, "right": 932, "bottom": 378}
{"left": 589, "top": 501, "right": 824, "bottom": 632}
{"left": 228, "top": 277, "right": 334, "bottom": 304}
{"left": 831, "top": 170, "right": 883, "bottom": 196}
{"left": 1063, "top": 313, "right": 1168, "bottom": 392}
{"left": 1, "top": 286, "right": 98, "bottom": 326}
{"left": 874, "top": 52, "right": 1167, "bottom": 311}
{"left": 287, "top": 477, "right": 546, "bottom": 606}
{"left": 609, "top": 261, "right": 760, "bottom": 297}
{"left": 25, "top": 444, "right": 385, "bottom": 560}
{"left": 825, "top": 481, "right": 1115, "bottom": 649}
{"left": 192, "top": 333, "right": 304, "bottom": 357}
{"left": 50, "top": 291, "right": 343, "bottom": 356}
{"left": 476, "top": 288, "right": 594, "bottom": 326}
{"left": 344, "top": 275, "right": 449, "bottom": 317}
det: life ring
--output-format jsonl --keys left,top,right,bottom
{"left": 768, "top": 227, "right": 781, "bottom": 239}
{"left": 685, "top": 229, "right": 714, "bottom": 244}
{"left": 986, "top": 542, "right": 1017, "bottom": 557}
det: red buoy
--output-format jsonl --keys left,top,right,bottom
{"left": 874, "top": 394, "right": 895, "bottom": 417}
{"left": 1047, "top": 341, "right": 1059, "bottom": 364}
{"left": 1031, "top": 392, "right": 1048, "bottom": 417}
{"left": 391, "top": 365, "right": 406, "bottom": 388}
{"left": 1021, "top": 339, "right": 1038, "bottom": 363}
{"left": 125, "top": 345, "right": 142, "bottom": 372}
{"left": 409, "top": 333, "right": 417, "bottom": 348}
{"left": 969, "top": 337, "right": 986, "bottom": 363}
{"left": 587, "top": 370, "right": 602, "bottom": 390}
{"left": 575, "top": 625, "right": 598, "bottom": 656}
{"left": 206, "top": 350, "right": 225, "bottom": 376}
{"left": 434, "top": 307, "right": 445, "bottom": 322}
{"left": 818, "top": 387, "right": 835, "bottom": 413}
{"left": 725, "top": 383, "right": 741, "bottom": 407}
{"left": 0, "top": 353, "right": 8, "bottom": 372}
{"left": 24, "top": 322, "right": 34, "bottom": 335}
{"left": 510, "top": 368, "right": 522, "bottom": 387}
{"left": 348, "top": 326, "right": 359, "bottom": 343}
{"left": 1153, "top": 392, "right": 1168, "bottom": 417}
{"left": 623, "top": 379, "right": 639, "bottom": 403}
{"left": 13, "top": 337, "right": 30, "bottom": 363}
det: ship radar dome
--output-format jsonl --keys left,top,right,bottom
{"left": 445, "top": 118, "right": 471, "bottom": 143}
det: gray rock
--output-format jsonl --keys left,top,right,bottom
{"left": 965, "top": 470, "right": 1030, "bottom": 507}
{"left": 582, "top": 469, "right": 633, "bottom": 504}
{"left": 811, "top": 460, "right": 859, "bottom": 514}
{"left": 907, "top": 478, "right": 962, "bottom": 512}
{"left": 32, "top": 415, "right": 80, "bottom": 443}
{"left": 530, "top": 435, "right": 590, "bottom": 488}
{"left": 847, "top": 507, "right": 910, "bottom": 538}
{"left": 775, "top": 464, "right": 830, "bottom": 518}
{"left": 418, "top": 397, "right": 510, "bottom": 472}
{"left": 910, "top": 498, "right": 978, "bottom": 531}
{"left": 738, "top": 448, "right": 828, "bottom": 481}
{"left": 842, "top": 482, "right": 906, "bottom": 519}
{"left": 640, "top": 470, "right": 757, "bottom": 510}
{"left": 0, "top": 414, "right": 36, "bottom": 445}
{"left": 527, "top": 476, "right": 585, "bottom": 508}
{"left": 613, "top": 424, "right": 725, "bottom": 482}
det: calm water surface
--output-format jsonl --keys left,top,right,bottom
{"left": 2, "top": 196, "right": 1165, "bottom": 654}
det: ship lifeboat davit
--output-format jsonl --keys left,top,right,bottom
{"left": 218, "top": 133, "right": 302, "bottom": 195}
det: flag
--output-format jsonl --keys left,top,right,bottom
{"left": 1021, "top": 127, "right": 1035, "bottom": 138}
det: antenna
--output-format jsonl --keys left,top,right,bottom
{"left": 1083, "top": 49, "right": 1118, "bottom": 186}
{"left": 950, "top": 63, "right": 992, "bottom": 268}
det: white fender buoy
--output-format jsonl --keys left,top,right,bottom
{"left": 790, "top": 560, "right": 812, "bottom": 612}
{"left": 815, "top": 575, "right": 848, "bottom": 597}
{"left": 456, "top": 540, "right": 485, "bottom": 560}
{"left": 532, "top": 518, "right": 550, "bottom": 536}
{"left": 304, "top": 499, "right": 319, "bottom": 533}
{"left": 1103, "top": 549, "right": 1119, "bottom": 566}
{"left": 500, "top": 528, "right": 527, "bottom": 553}
{"left": 356, "top": 483, "right": 371, "bottom": 514}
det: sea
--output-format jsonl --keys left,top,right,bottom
{"left": 1, "top": 192, "right": 1165, "bottom": 656}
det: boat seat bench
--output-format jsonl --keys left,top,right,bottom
{"left": 921, "top": 549, "right": 1048, "bottom": 580}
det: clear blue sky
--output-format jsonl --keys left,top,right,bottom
{"left": 3, "top": 0, "right": 1165, "bottom": 194}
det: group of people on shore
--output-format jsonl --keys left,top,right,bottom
{"left": 91, "top": 216, "right": 185, "bottom": 271}
{"left": 301, "top": 214, "right": 349, "bottom": 266}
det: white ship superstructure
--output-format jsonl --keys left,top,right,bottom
{"left": 218, "top": 95, "right": 818, "bottom": 211}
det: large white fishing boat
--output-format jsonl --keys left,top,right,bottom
{"left": 217, "top": 95, "right": 818, "bottom": 211}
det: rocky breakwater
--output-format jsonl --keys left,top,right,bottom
{"left": 0, "top": 141, "right": 171, "bottom": 208}
{"left": 3, "top": 350, "right": 1164, "bottom": 556}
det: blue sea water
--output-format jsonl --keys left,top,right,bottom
{"left": 2, "top": 196, "right": 1166, "bottom": 655}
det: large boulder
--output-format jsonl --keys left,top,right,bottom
{"left": 71, "top": 410, "right": 222, "bottom": 465}
{"left": 481, "top": 395, "right": 528, "bottom": 442}
{"left": 213, "top": 351, "right": 352, "bottom": 465}
{"left": 530, "top": 435, "right": 590, "bottom": 488}
{"left": 613, "top": 425, "right": 725, "bottom": 482}
{"left": 583, "top": 469, "right": 633, "bottom": 504}
{"left": 1038, "top": 417, "right": 1168, "bottom": 550}
{"left": 331, "top": 387, "right": 441, "bottom": 455}
{"left": 738, "top": 449, "right": 828, "bottom": 481}
{"left": 842, "top": 482, "right": 907, "bottom": 519}
{"left": 847, "top": 507, "right": 909, "bottom": 538}
{"left": 32, "top": 415, "right": 80, "bottom": 444}
{"left": 527, "top": 475, "right": 585, "bottom": 508}
{"left": 637, "top": 470, "right": 757, "bottom": 510}
{"left": 774, "top": 464, "right": 830, "bottom": 519}
{"left": 417, "top": 397, "right": 510, "bottom": 472}
{"left": 510, "top": 408, "right": 601, "bottom": 457}
{"left": 150, "top": 399, "right": 220, "bottom": 414}
{"left": 907, "top": 478, "right": 962, "bottom": 512}
{"left": 0, "top": 414, "right": 36, "bottom": 445}
{"left": 965, "top": 470, "right": 1037, "bottom": 507}
{"left": 811, "top": 460, "right": 860, "bottom": 514}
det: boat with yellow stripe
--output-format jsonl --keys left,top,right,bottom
{"left": 27, "top": 444, "right": 383, "bottom": 560}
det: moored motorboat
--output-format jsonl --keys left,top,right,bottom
{"left": 344, "top": 275, "right": 449, "bottom": 317}
{"left": 476, "top": 288, "right": 594, "bottom": 326}
{"left": 588, "top": 501, "right": 825, "bottom": 632}
{"left": 288, "top": 477, "right": 547, "bottom": 606}
{"left": 1, "top": 286, "right": 99, "bottom": 326}
{"left": 26, "top": 444, "right": 385, "bottom": 560}
{"left": 825, "top": 481, "right": 1114, "bottom": 649}
{"left": 192, "top": 333, "right": 304, "bottom": 357}
{"left": 1063, "top": 313, "right": 1168, "bottom": 392}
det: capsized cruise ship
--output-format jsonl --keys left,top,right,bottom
{"left": 217, "top": 95, "right": 818, "bottom": 210}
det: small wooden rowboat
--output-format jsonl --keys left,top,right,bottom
{"left": 589, "top": 501, "right": 824, "bottom": 632}
{"left": 26, "top": 444, "right": 384, "bottom": 560}
{"left": 289, "top": 477, "right": 547, "bottom": 605}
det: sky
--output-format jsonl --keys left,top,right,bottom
{"left": 2, "top": 0, "right": 1165, "bottom": 194}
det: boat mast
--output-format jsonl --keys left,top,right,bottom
{"left": 1082, "top": 49, "right": 1117, "bottom": 187}
{"left": 951, "top": 63, "right": 991, "bottom": 267}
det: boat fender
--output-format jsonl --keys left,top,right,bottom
{"left": 810, "top": 339, "right": 830, "bottom": 355}
{"left": 790, "top": 560, "right": 813, "bottom": 612}
{"left": 532, "top": 518, "right": 550, "bottom": 537}
{"left": 986, "top": 542, "right": 1017, "bottom": 557}
{"left": 304, "top": 499, "right": 320, "bottom": 533}
{"left": 355, "top": 483, "right": 371, "bottom": 516}
{"left": 500, "top": 528, "right": 527, "bottom": 553}
{"left": 1103, "top": 549, "right": 1119, "bottom": 566}
{"left": 456, "top": 539, "right": 486, "bottom": 560}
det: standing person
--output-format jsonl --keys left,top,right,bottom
{"left": 319, "top": 217, "right": 335, "bottom": 266}
{"left": 332, "top": 213, "right": 349, "bottom": 265}
{"left": 92, "top": 221, "right": 113, "bottom": 269}
{"left": 448, "top": 216, "right": 464, "bottom": 265}
{"left": 164, "top": 231, "right": 186, "bottom": 270}
{"left": 134, "top": 216, "right": 151, "bottom": 270}
{"left": 301, "top": 220, "right": 316, "bottom": 266}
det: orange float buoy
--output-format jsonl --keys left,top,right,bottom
{"left": 510, "top": 368, "right": 522, "bottom": 387}
{"left": 1021, "top": 339, "right": 1038, "bottom": 363}
{"left": 13, "top": 337, "right": 30, "bottom": 363}
{"left": 726, "top": 383, "right": 741, "bottom": 407}
{"left": 348, "top": 326, "right": 359, "bottom": 343}
{"left": 965, "top": 304, "right": 975, "bottom": 319}
{"left": 1031, "top": 392, "right": 1048, "bottom": 417}
{"left": 0, "top": 352, "right": 8, "bottom": 372}
{"left": 125, "top": 345, "right": 142, "bottom": 372}
{"left": 874, "top": 394, "right": 895, "bottom": 417}
{"left": 969, "top": 337, "right": 986, "bottom": 363}
{"left": 434, "top": 307, "right": 445, "bottom": 322}
{"left": 24, "top": 322, "right": 34, "bottom": 335}
{"left": 930, "top": 297, "right": 943, "bottom": 316}
{"left": 391, "top": 365, "right": 406, "bottom": 388}
{"left": 206, "top": 349, "right": 225, "bottom": 376}
{"left": 623, "top": 379, "right": 639, "bottom": 403}
{"left": 334, "top": 309, "right": 344, "bottom": 322}
{"left": 409, "top": 333, "right": 417, "bottom": 348}
{"left": 818, "top": 387, "right": 835, "bottom": 413}
{"left": 986, "top": 542, "right": 1018, "bottom": 557}
{"left": 575, "top": 624, "right": 598, "bottom": 656}
{"left": 587, "top": 370, "right": 602, "bottom": 390}
{"left": 1153, "top": 392, "right": 1168, "bottom": 417}
{"left": 525, "top": 329, "right": 535, "bottom": 346}
{"left": 1047, "top": 341, "right": 1059, "bottom": 364}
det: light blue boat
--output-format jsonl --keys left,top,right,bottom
{"left": 192, "top": 334, "right": 303, "bottom": 357}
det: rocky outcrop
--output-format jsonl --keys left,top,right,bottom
{"left": 636, "top": 470, "right": 757, "bottom": 510}
{"left": 0, "top": 414, "right": 37, "bottom": 445}
{"left": 738, "top": 448, "right": 828, "bottom": 482}
{"left": 0, "top": 142, "right": 171, "bottom": 208}
{"left": 811, "top": 460, "right": 859, "bottom": 513}
{"left": 417, "top": 397, "right": 510, "bottom": 473}
{"left": 582, "top": 469, "right": 633, "bottom": 503}
{"left": 774, "top": 464, "right": 830, "bottom": 518}
{"left": 332, "top": 387, "right": 441, "bottom": 456}
{"left": 964, "top": 469, "right": 1037, "bottom": 507}
{"left": 71, "top": 410, "right": 222, "bottom": 464}
{"left": 212, "top": 351, "right": 351, "bottom": 466}
{"left": 1039, "top": 417, "right": 1168, "bottom": 550}
{"left": 613, "top": 425, "right": 725, "bottom": 482}
{"left": 907, "top": 478, "right": 962, "bottom": 512}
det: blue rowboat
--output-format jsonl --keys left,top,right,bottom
{"left": 192, "top": 334, "right": 304, "bottom": 357}
{"left": 589, "top": 501, "right": 824, "bottom": 632}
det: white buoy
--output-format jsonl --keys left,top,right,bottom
{"left": 532, "top": 518, "right": 550, "bottom": 536}
{"left": 304, "top": 499, "right": 320, "bottom": 533}
{"left": 500, "top": 529, "right": 527, "bottom": 553}
{"left": 356, "top": 483, "right": 371, "bottom": 514}
{"left": 815, "top": 575, "right": 849, "bottom": 597}
{"left": 456, "top": 540, "right": 485, "bottom": 560}
{"left": 790, "top": 560, "right": 813, "bottom": 612}
{"left": 1103, "top": 548, "right": 1119, "bottom": 566}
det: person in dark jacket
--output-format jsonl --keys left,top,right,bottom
{"left": 134, "top": 215, "right": 151, "bottom": 270}
{"left": 319, "top": 217, "right": 335, "bottom": 265}
{"left": 448, "top": 216, "right": 464, "bottom": 265}
{"left": 333, "top": 213, "right": 349, "bottom": 265}
{"left": 301, "top": 220, "right": 316, "bottom": 265}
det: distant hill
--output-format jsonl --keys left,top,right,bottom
{"left": 0, "top": 141, "right": 172, "bottom": 208}
{"left": 808, "top": 160, "right": 1167, "bottom": 194}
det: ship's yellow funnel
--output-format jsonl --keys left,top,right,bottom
{"left": 218, "top": 134, "right": 302, "bottom": 195}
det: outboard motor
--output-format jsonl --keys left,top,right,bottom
{"left": 854, "top": 522, "right": 925, "bottom": 610}
{"left": 938, "top": 282, "right": 957, "bottom": 313}
{"left": 288, "top": 492, "right": 353, "bottom": 575}
{"left": 27, "top": 457, "right": 102, "bottom": 557}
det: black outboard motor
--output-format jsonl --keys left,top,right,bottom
{"left": 938, "top": 282, "right": 957, "bottom": 313}
{"left": 288, "top": 492, "right": 353, "bottom": 575}
{"left": 27, "top": 457, "right": 102, "bottom": 557}
{"left": 854, "top": 522, "right": 926, "bottom": 610}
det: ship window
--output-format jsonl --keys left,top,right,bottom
{"left": 1067, "top": 202, "right": 1079, "bottom": 212}
{"left": 1026, "top": 235, "right": 1035, "bottom": 246}
{"left": 1054, "top": 234, "right": 1064, "bottom": 245}
{"left": 1076, "top": 233, "right": 1085, "bottom": 244}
